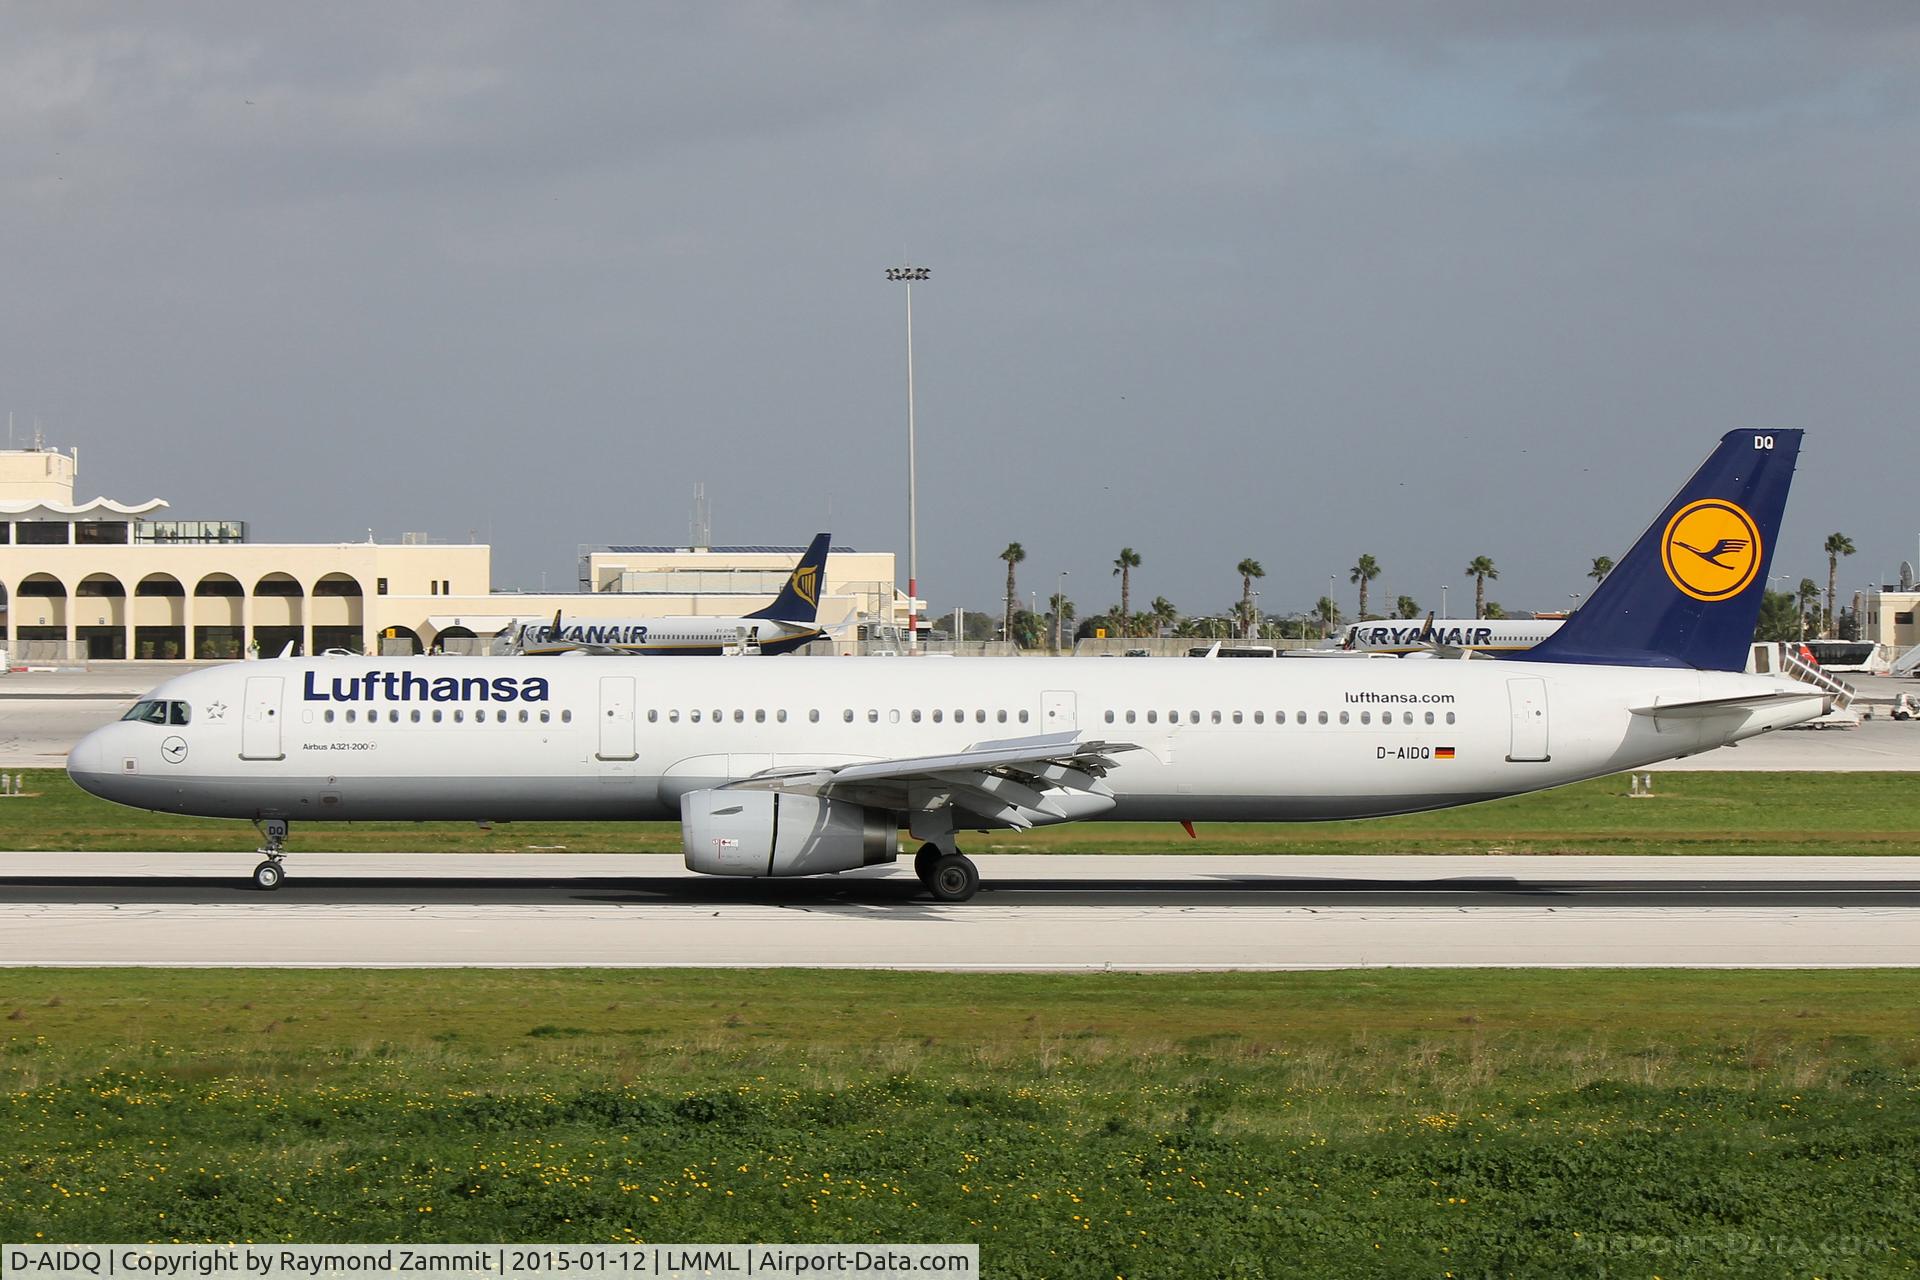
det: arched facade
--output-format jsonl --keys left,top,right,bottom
{"left": 134, "top": 573, "right": 187, "bottom": 659}
{"left": 311, "top": 572, "right": 366, "bottom": 654}
{"left": 193, "top": 573, "right": 245, "bottom": 659}
{"left": 75, "top": 572, "right": 129, "bottom": 659}
{"left": 251, "top": 572, "right": 305, "bottom": 657}
{"left": 11, "top": 573, "right": 68, "bottom": 660}
{"left": 377, "top": 624, "right": 423, "bottom": 656}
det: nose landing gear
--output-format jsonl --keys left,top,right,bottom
{"left": 251, "top": 818, "right": 290, "bottom": 890}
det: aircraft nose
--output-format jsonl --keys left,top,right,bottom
{"left": 67, "top": 725, "right": 120, "bottom": 800}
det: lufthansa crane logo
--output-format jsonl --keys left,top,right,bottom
{"left": 791, "top": 565, "right": 819, "bottom": 608}
{"left": 1661, "top": 499, "right": 1762, "bottom": 602}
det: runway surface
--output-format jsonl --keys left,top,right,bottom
{"left": 5, "top": 853, "right": 1919, "bottom": 969}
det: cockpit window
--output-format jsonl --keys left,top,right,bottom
{"left": 122, "top": 700, "right": 189, "bottom": 726}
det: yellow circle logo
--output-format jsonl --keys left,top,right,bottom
{"left": 1661, "top": 499, "right": 1762, "bottom": 602}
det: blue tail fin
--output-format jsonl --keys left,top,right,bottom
{"left": 746, "top": 533, "right": 831, "bottom": 622}
{"left": 1511, "top": 430, "right": 1801, "bottom": 671}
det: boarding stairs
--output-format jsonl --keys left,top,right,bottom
{"left": 1750, "top": 641, "right": 1856, "bottom": 714}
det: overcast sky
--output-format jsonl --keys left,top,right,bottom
{"left": 5, "top": 3, "right": 1916, "bottom": 619}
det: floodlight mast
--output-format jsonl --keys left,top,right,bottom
{"left": 886, "top": 266, "right": 931, "bottom": 652}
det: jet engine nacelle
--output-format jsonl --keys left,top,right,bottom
{"left": 681, "top": 789, "right": 896, "bottom": 877}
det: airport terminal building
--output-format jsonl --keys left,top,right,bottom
{"left": 0, "top": 446, "right": 901, "bottom": 662}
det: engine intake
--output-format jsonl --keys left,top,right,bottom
{"left": 681, "top": 789, "right": 895, "bottom": 877}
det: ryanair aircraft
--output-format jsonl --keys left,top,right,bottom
{"left": 1338, "top": 617, "right": 1565, "bottom": 656}
{"left": 71, "top": 432, "right": 1826, "bottom": 902}
{"left": 509, "top": 533, "right": 832, "bottom": 655}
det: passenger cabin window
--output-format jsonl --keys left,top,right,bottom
{"left": 561, "top": 710, "right": 572, "bottom": 724}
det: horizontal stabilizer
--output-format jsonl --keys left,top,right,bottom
{"left": 1630, "top": 690, "right": 1829, "bottom": 719}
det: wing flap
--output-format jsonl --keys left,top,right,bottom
{"left": 721, "top": 732, "right": 1138, "bottom": 827}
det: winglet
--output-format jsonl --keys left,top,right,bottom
{"left": 1510, "top": 430, "right": 1801, "bottom": 672}
{"left": 746, "top": 532, "right": 831, "bottom": 623}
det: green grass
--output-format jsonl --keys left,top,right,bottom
{"left": 2, "top": 970, "right": 1917, "bottom": 1275}
{"left": 6, "top": 768, "right": 1919, "bottom": 856}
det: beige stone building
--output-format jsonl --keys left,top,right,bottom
{"left": 1, "top": 447, "right": 901, "bottom": 662}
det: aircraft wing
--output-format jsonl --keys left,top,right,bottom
{"left": 722, "top": 731, "right": 1139, "bottom": 829}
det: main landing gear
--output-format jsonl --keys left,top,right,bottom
{"left": 914, "top": 842, "right": 980, "bottom": 903}
{"left": 251, "top": 818, "right": 290, "bottom": 890}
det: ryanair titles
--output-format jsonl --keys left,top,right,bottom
{"left": 304, "top": 671, "right": 551, "bottom": 703}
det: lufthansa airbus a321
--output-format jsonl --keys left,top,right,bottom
{"left": 70, "top": 431, "right": 1827, "bottom": 902}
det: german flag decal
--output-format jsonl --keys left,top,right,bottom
{"left": 1435, "top": 747, "right": 1456, "bottom": 760}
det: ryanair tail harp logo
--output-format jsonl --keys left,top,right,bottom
{"left": 790, "top": 564, "right": 819, "bottom": 609}
{"left": 1661, "top": 498, "right": 1762, "bottom": 602}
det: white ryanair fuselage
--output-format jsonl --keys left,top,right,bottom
{"left": 68, "top": 654, "right": 1819, "bottom": 827}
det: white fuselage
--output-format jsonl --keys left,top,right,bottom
{"left": 69, "top": 654, "right": 1817, "bottom": 828}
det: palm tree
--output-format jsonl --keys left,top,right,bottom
{"left": 1823, "top": 533, "right": 1855, "bottom": 637}
{"left": 1235, "top": 558, "right": 1264, "bottom": 638}
{"left": 999, "top": 542, "right": 1025, "bottom": 642}
{"left": 1797, "top": 578, "right": 1820, "bottom": 642}
{"left": 1112, "top": 548, "right": 1141, "bottom": 635}
{"left": 1350, "top": 553, "right": 1382, "bottom": 619}
{"left": 1394, "top": 595, "right": 1420, "bottom": 619}
{"left": 1047, "top": 593, "right": 1075, "bottom": 652}
{"left": 1463, "top": 556, "right": 1499, "bottom": 618}
{"left": 1150, "top": 595, "right": 1179, "bottom": 637}
{"left": 1588, "top": 555, "right": 1614, "bottom": 585}
{"left": 1313, "top": 596, "right": 1342, "bottom": 639}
